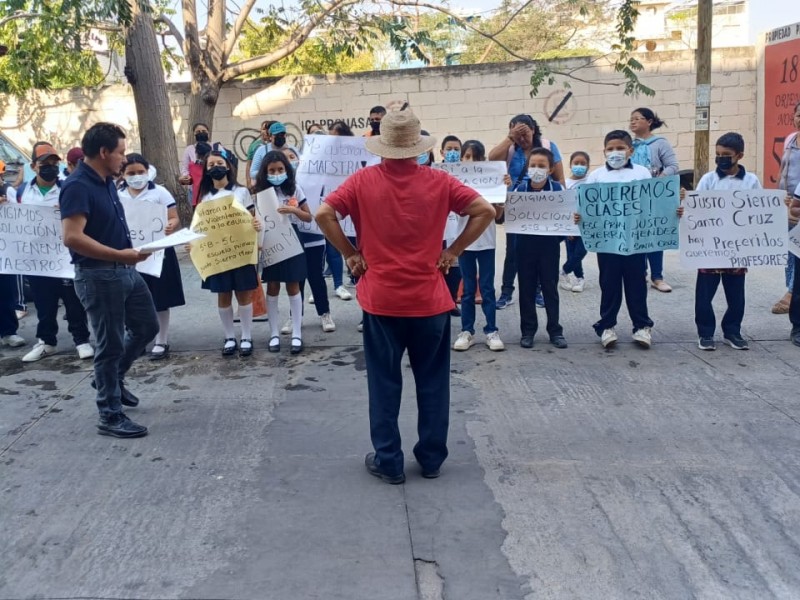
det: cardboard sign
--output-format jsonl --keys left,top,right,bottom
{"left": 679, "top": 190, "right": 788, "bottom": 269}
{"left": 790, "top": 222, "right": 800, "bottom": 259}
{"left": 0, "top": 202, "right": 75, "bottom": 278}
{"left": 503, "top": 190, "right": 580, "bottom": 236}
{"left": 120, "top": 198, "right": 167, "bottom": 278}
{"left": 432, "top": 161, "right": 508, "bottom": 204}
{"left": 255, "top": 188, "right": 305, "bottom": 267}
{"left": 577, "top": 176, "right": 680, "bottom": 255}
{"left": 189, "top": 195, "right": 258, "bottom": 280}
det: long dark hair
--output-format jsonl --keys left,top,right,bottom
{"left": 254, "top": 150, "right": 296, "bottom": 196}
{"left": 461, "top": 140, "right": 486, "bottom": 161}
{"left": 197, "top": 150, "right": 238, "bottom": 199}
{"left": 633, "top": 107, "right": 665, "bottom": 131}
{"left": 329, "top": 121, "right": 354, "bottom": 136}
{"left": 509, "top": 114, "right": 543, "bottom": 148}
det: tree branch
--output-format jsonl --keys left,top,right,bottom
{"left": 181, "top": 0, "right": 205, "bottom": 75}
{"left": 222, "top": 0, "right": 258, "bottom": 61}
{"left": 0, "top": 11, "right": 41, "bottom": 28}
{"left": 155, "top": 14, "right": 185, "bottom": 50}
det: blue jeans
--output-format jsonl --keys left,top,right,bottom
{"left": 362, "top": 311, "right": 451, "bottom": 477}
{"left": 500, "top": 232, "right": 518, "bottom": 297}
{"left": 325, "top": 241, "right": 344, "bottom": 289}
{"left": 646, "top": 251, "right": 664, "bottom": 281}
{"left": 563, "top": 237, "right": 587, "bottom": 279}
{"left": 786, "top": 222, "right": 796, "bottom": 291}
{"left": 74, "top": 266, "right": 159, "bottom": 418}
{"left": 458, "top": 249, "right": 497, "bottom": 335}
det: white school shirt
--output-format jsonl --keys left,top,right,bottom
{"left": 585, "top": 162, "right": 653, "bottom": 184}
{"left": 696, "top": 167, "right": 761, "bottom": 191}
{"left": 200, "top": 185, "right": 254, "bottom": 210}
{"left": 457, "top": 214, "right": 496, "bottom": 252}
{"left": 118, "top": 183, "right": 177, "bottom": 208}
{"left": 565, "top": 177, "right": 587, "bottom": 190}
{"left": 274, "top": 184, "right": 321, "bottom": 247}
{"left": 18, "top": 179, "right": 61, "bottom": 206}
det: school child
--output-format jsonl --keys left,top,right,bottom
{"left": 440, "top": 135, "right": 462, "bottom": 164}
{"left": 575, "top": 130, "right": 655, "bottom": 349}
{"left": 254, "top": 150, "right": 313, "bottom": 355}
{"left": 118, "top": 153, "right": 186, "bottom": 360}
{"left": 197, "top": 149, "right": 261, "bottom": 357}
{"left": 560, "top": 151, "right": 590, "bottom": 293}
{"left": 690, "top": 132, "right": 760, "bottom": 351}
{"left": 452, "top": 140, "right": 505, "bottom": 352}
{"left": 516, "top": 147, "right": 567, "bottom": 349}
{"left": 436, "top": 134, "right": 462, "bottom": 315}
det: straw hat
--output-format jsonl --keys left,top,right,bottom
{"left": 365, "top": 110, "right": 436, "bottom": 159}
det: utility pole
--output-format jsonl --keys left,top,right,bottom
{"left": 693, "top": 0, "right": 713, "bottom": 186}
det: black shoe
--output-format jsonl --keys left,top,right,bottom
{"left": 723, "top": 334, "right": 749, "bottom": 350}
{"left": 222, "top": 338, "right": 237, "bottom": 356}
{"left": 91, "top": 379, "right": 139, "bottom": 407}
{"left": 550, "top": 335, "right": 568, "bottom": 349}
{"left": 268, "top": 336, "right": 280, "bottom": 353}
{"left": 97, "top": 413, "right": 148, "bottom": 438}
{"left": 449, "top": 307, "right": 461, "bottom": 317}
{"left": 520, "top": 336, "right": 534, "bottom": 349}
{"left": 364, "top": 452, "right": 405, "bottom": 484}
{"left": 290, "top": 338, "right": 304, "bottom": 355}
{"left": 239, "top": 339, "right": 253, "bottom": 357}
{"left": 697, "top": 337, "right": 716, "bottom": 351}
{"left": 421, "top": 467, "right": 440, "bottom": 479}
{"left": 149, "top": 344, "right": 169, "bottom": 361}
{"left": 792, "top": 330, "right": 800, "bottom": 347}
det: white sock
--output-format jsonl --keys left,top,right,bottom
{"left": 267, "top": 295, "right": 280, "bottom": 339}
{"left": 155, "top": 310, "right": 170, "bottom": 345}
{"left": 289, "top": 293, "right": 303, "bottom": 339}
{"left": 239, "top": 303, "right": 253, "bottom": 340}
{"left": 218, "top": 305, "right": 235, "bottom": 339}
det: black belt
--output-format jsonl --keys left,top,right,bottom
{"left": 76, "top": 261, "right": 133, "bottom": 269}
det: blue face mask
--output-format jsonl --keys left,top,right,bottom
{"left": 571, "top": 165, "right": 588, "bottom": 178}
{"left": 417, "top": 152, "right": 430, "bottom": 165}
{"left": 444, "top": 149, "right": 461, "bottom": 163}
{"left": 268, "top": 173, "right": 288, "bottom": 186}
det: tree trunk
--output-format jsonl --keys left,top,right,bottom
{"left": 125, "top": 2, "right": 192, "bottom": 226}
{"left": 187, "top": 71, "right": 220, "bottom": 143}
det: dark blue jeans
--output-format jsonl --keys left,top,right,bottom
{"left": 646, "top": 251, "right": 664, "bottom": 281}
{"left": 28, "top": 276, "right": 90, "bottom": 346}
{"left": 500, "top": 232, "right": 518, "bottom": 297}
{"left": 563, "top": 237, "right": 587, "bottom": 279}
{"left": 0, "top": 274, "right": 19, "bottom": 337}
{"left": 594, "top": 253, "right": 653, "bottom": 335}
{"left": 695, "top": 271, "right": 745, "bottom": 338}
{"left": 458, "top": 249, "right": 497, "bottom": 335}
{"left": 791, "top": 255, "right": 800, "bottom": 333}
{"left": 74, "top": 266, "right": 159, "bottom": 418}
{"left": 362, "top": 311, "right": 450, "bottom": 477}
{"left": 301, "top": 244, "right": 330, "bottom": 316}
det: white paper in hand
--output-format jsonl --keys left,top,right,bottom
{"left": 137, "top": 229, "right": 206, "bottom": 253}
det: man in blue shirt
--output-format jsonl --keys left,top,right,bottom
{"left": 60, "top": 123, "right": 158, "bottom": 439}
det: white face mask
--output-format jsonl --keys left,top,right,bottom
{"left": 527, "top": 167, "right": 548, "bottom": 184}
{"left": 605, "top": 150, "right": 628, "bottom": 170}
{"left": 125, "top": 174, "right": 149, "bottom": 190}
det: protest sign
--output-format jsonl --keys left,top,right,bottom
{"left": 120, "top": 198, "right": 167, "bottom": 278}
{"left": 0, "top": 202, "right": 74, "bottom": 278}
{"left": 577, "top": 175, "right": 680, "bottom": 255}
{"left": 680, "top": 189, "right": 788, "bottom": 269}
{"left": 296, "top": 135, "right": 381, "bottom": 237}
{"left": 791, "top": 222, "right": 800, "bottom": 259}
{"left": 189, "top": 195, "right": 258, "bottom": 280}
{"left": 432, "top": 161, "right": 508, "bottom": 204}
{"left": 255, "top": 188, "right": 305, "bottom": 267}
{"left": 504, "top": 190, "right": 580, "bottom": 235}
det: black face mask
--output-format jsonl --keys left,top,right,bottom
{"left": 273, "top": 134, "right": 286, "bottom": 148}
{"left": 38, "top": 164, "right": 60, "bottom": 183}
{"left": 208, "top": 166, "right": 228, "bottom": 181}
{"left": 715, "top": 156, "right": 735, "bottom": 171}
{"left": 195, "top": 132, "right": 209, "bottom": 143}
{"left": 370, "top": 120, "right": 381, "bottom": 134}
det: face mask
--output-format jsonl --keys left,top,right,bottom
{"left": 273, "top": 134, "right": 286, "bottom": 148}
{"left": 208, "top": 166, "right": 228, "bottom": 181}
{"left": 571, "top": 165, "right": 588, "bottom": 178}
{"left": 195, "top": 132, "right": 209, "bottom": 142}
{"left": 417, "top": 152, "right": 430, "bottom": 166}
{"left": 444, "top": 150, "right": 460, "bottom": 163}
{"left": 715, "top": 156, "right": 735, "bottom": 171}
{"left": 38, "top": 164, "right": 60, "bottom": 183}
{"left": 290, "top": 160, "right": 299, "bottom": 171}
{"left": 125, "top": 174, "right": 149, "bottom": 190}
{"left": 268, "top": 173, "right": 288, "bottom": 186}
{"left": 527, "top": 167, "right": 548, "bottom": 184}
{"left": 370, "top": 121, "right": 381, "bottom": 134}
{"left": 605, "top": 150, "right": 628, "bottom": 170}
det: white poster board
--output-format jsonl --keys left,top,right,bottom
{"left": 789, "top": 221, "right": 800, "bottom": 259}
{"left": 255, "top": 188, "right": 305, "bottom": 267}
{"left": 504, "top": 191, "right": 580, "bottom": 236}
{"left": 0, "top": 202, "right": 75, "bottom": 278}
{"left": 432, "top": 161, "right": 508, "bottom": 204}
{"left": 679, "top": 189, "right": 788, "bottom": 269}
{"left": 120, "top": 198, "right": 167, "bottom": 278}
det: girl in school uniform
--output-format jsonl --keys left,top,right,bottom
{"left": 560, "top": 151, "right": 590, "bottom": 293}
{"left": 254, "top": 150, "right": 312, "bottom": 355}
{"left": 118, "top": 153, "right": 186, "bottom": 360}
{"left": 197, "top": 150, "right": 261, "bottom": 357}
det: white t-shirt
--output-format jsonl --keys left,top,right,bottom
{"left": 18, "top": 179, "right": 61, "bottom": 206}
{"left": 200, "top": 185, "right": 253, "bottom": 210}
{"left": 565, "top": 177, "right": 588, "bottom": 190}
{"left": 585, "top": 163, "right": 653, "bottom": 184}
{"left": 118, "top": 183, "right": 177, "bottom": 208}
{"left": 696, "top": 168, "right": 761, "bottom": 191}
{"left": 457, "top": 214, "right": 496, "bottom": 252}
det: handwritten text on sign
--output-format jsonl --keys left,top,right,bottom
{"left": 297, "top": 135, "right": 381, "bottom": 237}
{"left": 577, "top": 176, "right": 680, "bottom": 255}
{"left": 432, "top": 162, "right": 508, "bottom": 204}
{"left": 0, "top": 202, "right": 74, "bottom": 278}
{"left": 503, "top": 190, "right": 580, "bottom": 235}
{"left": 189, "top": 195, "right": 258, "bottom": 280}
{"left": 120, "top": 198, "right": 166, "bottom": 278}
{"left": 680, "top": 189, "right": 788, "bottom": 269}
{"left": 255, "top": 189, "right": 305, "bottom": 267}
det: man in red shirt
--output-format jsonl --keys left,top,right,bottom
{"left": 317, "top": 109, "right": 495, "bottom": 484}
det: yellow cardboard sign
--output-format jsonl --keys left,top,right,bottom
{"left": 189, "top": 195, "right": 258, "bottom": 280}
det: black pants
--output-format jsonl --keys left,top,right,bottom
{"left": 500, "top": 232, "right": 518, "bottom": 297}
{"left": 29, "top": 276, "right": 91, "bottom": 346}
{"left": 301, "top": 244, "right": 330, "bottom": 316}
{"left": 594, "top": 253, "right": 653, "bottom": 335}
{"left": 362, "top": 311, "right": 451, "bottom": 477}
{"left": 516, "top": 235, "right": 562, "bottom": 338}
{"left": 790, "top": 255, "right": 800, "bottom": 334}
{"left": 695, "top": 271, "right": 745, "bottom": 338}
{"left": 0, "top": 274, "right": 19, "bottom": 337}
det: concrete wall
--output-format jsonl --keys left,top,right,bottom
{"left": 0, "top": 47, "right": 759, "bottom": 178}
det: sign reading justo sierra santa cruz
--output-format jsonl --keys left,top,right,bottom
{"left": 764, "top": 21, "right": 800, "bottom": 187}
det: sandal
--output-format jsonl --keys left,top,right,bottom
{"left": 268, "top": 336, "right": 280, "bottom": 353}
{"left": 222, "top": 338, "right": 237, "bottom": 356}
{"left": 290, "top": 337, "right": 304, "bottom": 355}
{"left": 149, "top": 343, "right": 170, "bottom": 361}
{"left": 239, "top": 339, "right": 253, "bottom": 357}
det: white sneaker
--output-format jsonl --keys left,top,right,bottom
{"left": 601, "top": 328, "right": 618, "bottom": 348}
{"left": 453, "top": 331, "right": 474, "bottom": 351}
{"left": 632, "top": 327, "right": 652, "bottom": 349}
{"left": 335, "top": 286, "right": 353, "bottom": 301}
{"left": 76, "top": 343, "right": 94, "bottom": 359}
{"left": 571, "top": 278, "right": 585, "bottom": 293}
{"left": 22, "top": 340, "right": 57, "bottom": 362}
{"left": 280, "top": 319, "right": 292, "bottom": 335}
{"left": 559, "top": 271, "right": 574, "bottom": 291}
{"left": 308, "top": 294, "right": 315, "bottom": 304}
{"left": 357, "top": 321, "right": 364, "bottom": 332}
{"left": 320, "top": 313, "right": 336, "bottom": 332}
{"left": 486, "top": 331, "right": 505, "bottom": 351}
{"left": 15, "top": 309, "right": 27, "bottom": 320}
{"left": 1, "top": 334, "right": 26, "bottom": 347}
